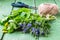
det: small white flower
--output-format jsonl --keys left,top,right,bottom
{"left": 1, "top": 17, "right": 8, "bottom": 22}
{"left": 9, "top": 20, "right": 14, "bottom": 23}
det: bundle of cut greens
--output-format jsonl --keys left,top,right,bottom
{"left": 0, "top": 8, "right": 55, "bottom": 37}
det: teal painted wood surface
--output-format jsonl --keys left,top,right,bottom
{"left": 0, "top": 0, "right": 60, "bottom": 40}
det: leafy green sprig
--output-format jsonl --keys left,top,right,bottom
{"left": 0, "top": 8, "right": 55, "bottom": 37}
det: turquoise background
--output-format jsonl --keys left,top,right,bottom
{"left": 0, "top": 0, "right": 60, "bottom": 40}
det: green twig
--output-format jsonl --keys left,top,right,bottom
{"left": 35, "top": 35, "right": 39, "bottom": 40}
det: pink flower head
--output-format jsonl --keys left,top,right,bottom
{"left": 38, "top": 3, "right": 59, "bottom": 16}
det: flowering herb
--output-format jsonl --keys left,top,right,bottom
{"left": 0, "top": 8, "right": 55, "bottom": 37}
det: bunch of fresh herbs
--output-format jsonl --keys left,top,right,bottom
{"left": 0, "top": 8, "right": 55, "bottom": 37}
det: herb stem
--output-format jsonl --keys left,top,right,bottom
{"left": 10, "top": 0, "right": 17, "bottom": 14}
{"left": 33, "top": 0, "right": 37, "bottom": 13}
{"left": 0, "top": 33, "right": 5, "bottom": 40}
